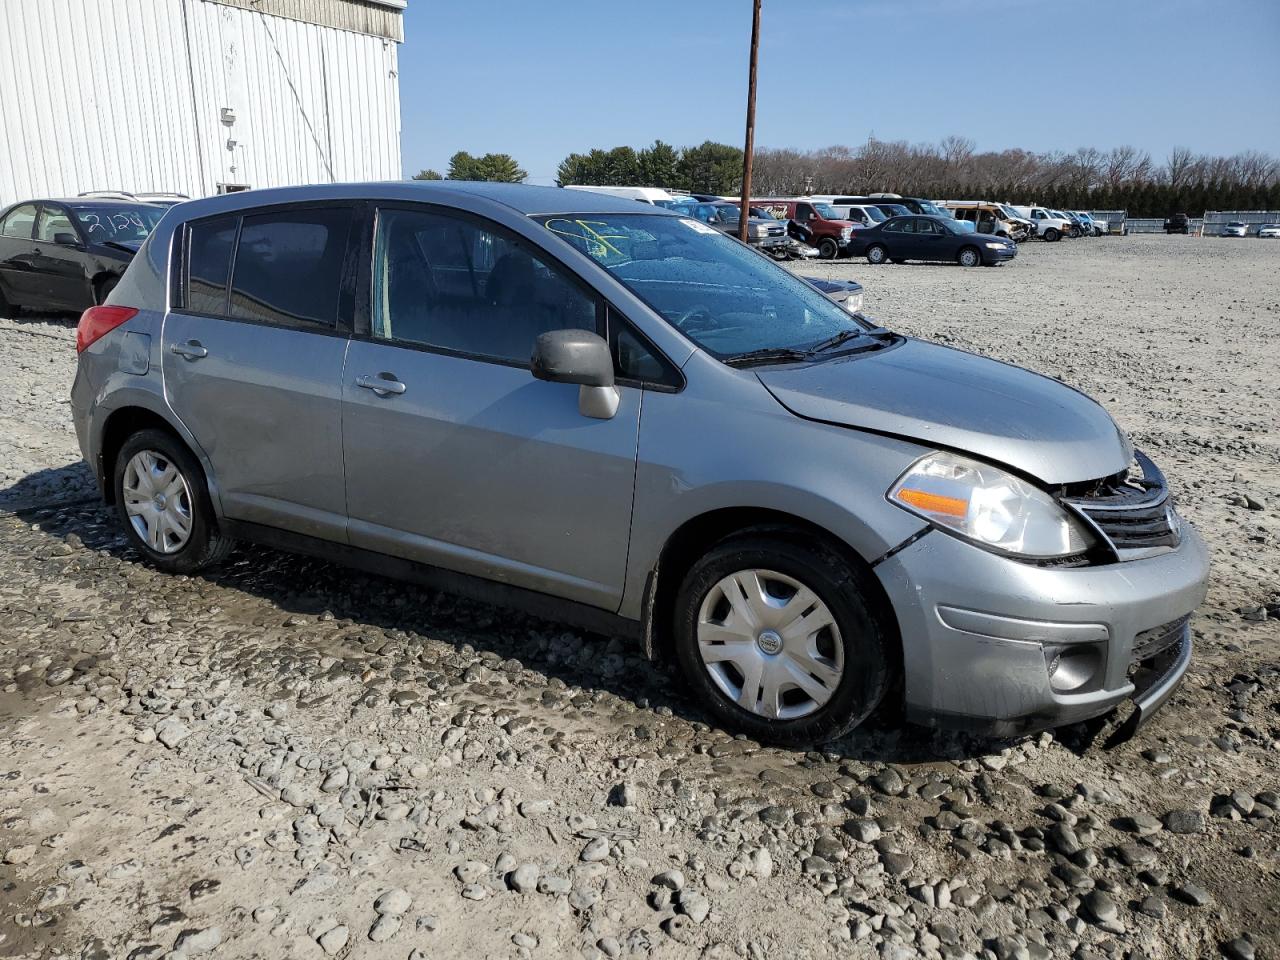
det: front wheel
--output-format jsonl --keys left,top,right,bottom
{"left": 114, "top": 428, "right": 233, "bottom": 574}
{"left": 866, "top": 244, "right": 888, "bottom": 265}
{"left": 818, "top": 237, "right": 840, "bottom": 260}
{"left": 0, "top": 284, "right": 16, "bottom": 318}
{"left": 94, "top": 274, "right": 119, "bottom": 305}
{"left": 1043, "top": 228, "right": 1060, "bottom": 242}
{"left": 673, "top": 534, "right": 895, "bottom": 746}
{"left": 957, "top": 246, "right": 981, "bottom": 267}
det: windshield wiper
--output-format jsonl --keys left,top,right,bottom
{"left": 808, "top": 329, "right": 867, "bottom": 354}
{"left": 723, "top": 347, "right": 810, "bottom": 367}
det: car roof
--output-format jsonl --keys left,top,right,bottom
{"left": 1, "top": 197, "right": 164, "bottom": 212}
{"left": 164, "top": 181, "right": 679, "bottom": 222}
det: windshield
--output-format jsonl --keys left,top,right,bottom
{"left": 538, "top": 213, "right": 871, "bottom": 361}
{"left": 861, "top": 206, "right": 887, "bottom": 222}
{"left": 881, "top": 204, "right": 910, "bottom": 217}
{"left": 915, "top": 201, "right": 946, "bottom": 217}
{"left": 952, "top": 218, "right": 976, "bottom": 232}
{"left": 1000, "top": 205, "right": 1023, "bottom": 220}
{"left": 70, "top": 204, "right": 163, "bottom": 242}
{"left": 813, "top": 203, "right": 843, "bottom": 220}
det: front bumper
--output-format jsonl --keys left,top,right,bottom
{"left": 982, "top": 244, "right": 1018, "bottom": 263}
{"left": 875, "top": 522, "right": 1209, "bottom": 737}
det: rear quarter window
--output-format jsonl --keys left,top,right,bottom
{"left": 185, "top": 216, "right": 239, "bottom": 314}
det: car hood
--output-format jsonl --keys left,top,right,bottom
{"left": 99, "top": 239, "right": 143, "bottom": 255}
{"left": 756, "top": 338, "right": 1131, "bottom": 485}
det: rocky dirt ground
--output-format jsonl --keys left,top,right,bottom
{"left": 0, "top": 234, "right": 1276, "bottom": 960}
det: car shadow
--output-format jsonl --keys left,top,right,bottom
{"left": 5, "top": 461, "right": 1020, "bottom": 766}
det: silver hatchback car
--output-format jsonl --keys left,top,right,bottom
{"left": 71, "top": 183, "right": 1209, "bottom": 746}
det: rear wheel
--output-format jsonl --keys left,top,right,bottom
{"left": 866, "top": 244, "right": 888, "bottom": 265}
{"left": 673, "top": 534, "right": 895, "bottom": 746}
{"left": 0, "top": 284, "right": 15, "bottom": 318}
{"left": 113, "top": 428, "right": 233, "bottom": 575}
{"left": 818, "top": 237, "right": 840, "bottom": 260}
{"left": 1043, "top": 228, "right": 1060, "bottom": 242}
{"left": 957, "top": 246, "right": 981, "bottom": 267}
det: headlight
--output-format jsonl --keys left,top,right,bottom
{"left": 841, "top": 227, "right": 853, "bottom": 239}
{"left": 844, "top": 293, "right": 864, "bottom": 314}
{"left": 984, "top": 241, "right": 1005, "bottom": 249}
{"left": 750, "top": 224, "right": 766, "bottom": 237}
{"left": 888, "top": 452, "right": 1092, "bottom": 558}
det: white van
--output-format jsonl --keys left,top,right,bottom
{"left": 563, "top": 185, "right": 680, "bottom": 206}
{"left": 1009, "top": 205, "right": 1073, "bottom": 242}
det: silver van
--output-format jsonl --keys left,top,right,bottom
{"left": 70, "top": 182, "right": 1209, "bottom": 745}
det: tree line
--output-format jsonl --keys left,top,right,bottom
{"left": 414, "top": 137, "right": 1280, "bottom": 216}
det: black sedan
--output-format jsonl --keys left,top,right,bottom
{"left": 850, "top": 215, "right": 1017, "bottom": 267}
{"left": 0, "top": 198, "right": 166, "bottom": 316}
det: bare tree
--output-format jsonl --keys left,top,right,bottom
{"left": 1165, "top": 146, "right": 1195, "bottom": 188}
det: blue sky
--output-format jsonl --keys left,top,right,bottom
{"left": 399, "top": 0, "right": 1280, "bottom": 184}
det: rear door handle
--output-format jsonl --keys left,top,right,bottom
{"left": 170, "top": 340, "right": 208, "bottom": 360}
{"left": 355, "top": 373, "right": 406, "bottom": 396}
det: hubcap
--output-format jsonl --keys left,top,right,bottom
{"left": 122, "top": 450, "right": 193, "bottom": 554}
{"left": 696, "top": 569, "right": 845, "bottom": 721}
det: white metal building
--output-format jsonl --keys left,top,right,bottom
{"left": 0, "top": 0, "right": 404, "bottom": 206}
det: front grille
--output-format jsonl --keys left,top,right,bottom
{"left": 767, "top": 226, "right": 784, "bottom": 237}
{"left": 1131, "top": 613, "right": 1189, "bottom": 664}
{"left": 1063, "top": 450, "right": 1180, "bottom": 555}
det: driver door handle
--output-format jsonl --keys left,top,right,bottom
{"left": 170, "top": 340, "right": 208, "bottom": 360}
{"left": 355, "top": 373, "right": 407, "bottom": 396}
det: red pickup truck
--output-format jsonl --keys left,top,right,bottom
{"left": 753, "top": 199, "right": 858, "bottom": 259}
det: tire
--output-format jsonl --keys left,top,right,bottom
{"left": 94, "top": 274, "right": 120, "bottom": 305}
{"left": 672, "top": 533, "right": 895, "bottom": 746}
{"left": 0, "top": 283, "right": 15, "bottom": 318}
{"left": 957, "top": 246, "right": 981, "bottom": 268}
{"left": 1043, "top": 228, "right": 1060, "bottom": 242}
{"left": 866, "top": 244, "right": 888, "bottom": 265}
{"left": 890, "top": 258, "right": 906, "bottom": 264}
{"left": 818, "top": 237, "right": 840, "bottom": 260}
{"left": 113, "top": 428, "right": 233, "bottom": 575}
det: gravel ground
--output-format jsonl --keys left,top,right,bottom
{"left": 0, "top": 234, "right": 1276, "bottom": 960}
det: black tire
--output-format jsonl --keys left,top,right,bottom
{"left": 0, "top": 283, "right": 15, "bottom": 318}
{"left": 1043, "top": 228, "right": 1060, "bottom": 242}
{"left": 94, "top": 274, "right": 120, "bottom": 305}
{"left": 672, "top": 533, "right": 895, "bottom": 746}
{"left": 818, "top": 237, "right": 840, "bottom": 260}
{"left": 113, "top": 428, "right": 233, "bottom": 575}
{"left": 866, "top": 244, "right": 888, "bottom": 265}
{"left": 957, "top": 246, "right": 982, "bottom": 268}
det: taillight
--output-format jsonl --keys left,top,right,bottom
{"left": 76, "top": 306, "right": 139, "bottom": 353}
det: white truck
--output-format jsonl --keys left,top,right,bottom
{"left": 562, "top": 185, "right": 684, "bottom": 206}
{"left": 1009, "top": 205, "right": 1073, "bottom": 242}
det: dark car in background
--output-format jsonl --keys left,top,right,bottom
{"left": 851, "top": 215, "right": 1017, "bottom": 266}
{"left": 1164, "top": 213, "right": 1191, "bottom": 235}
{"left": 670, "top": 200, "right": 789, "bottom": 254}
{"left": 0, "top": 198, "right": 165, "bottom": 315}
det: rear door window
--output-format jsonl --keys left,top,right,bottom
{"left": 185, "top": 216, "right": 239, "bottom": 315}
{"left": 229, "top": 208, "right": 353, "bottom": 329}
{"left": 1, "top": 204, "right": 37, "bottom": 239}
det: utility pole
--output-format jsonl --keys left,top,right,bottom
{"left": 737, "top": 0, "right": 762, "bottom": 243}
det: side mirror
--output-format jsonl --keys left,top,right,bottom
{"left": 531, "top": 329, "right": 618, "bottom": 420}
{"left": 54, "top": 232, "right": 80, "bottom": 246}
